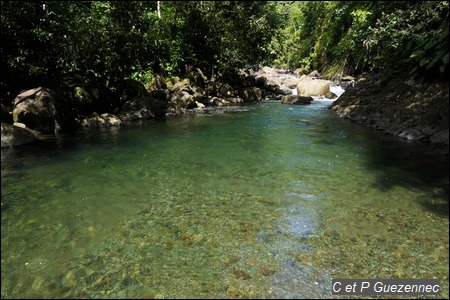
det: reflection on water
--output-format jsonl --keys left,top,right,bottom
{"left": 1, "top": 102, "right": 448, "bottom": 298}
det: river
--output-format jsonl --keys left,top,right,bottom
{"left": 1, "top": 96, "right": 448, "bottom": 298}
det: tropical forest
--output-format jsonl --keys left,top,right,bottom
{"left": 1, "top": 1, "right": 449, "bottom": 299}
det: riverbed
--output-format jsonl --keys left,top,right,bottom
{"left": 1, "top": 98, "right": 448, "bottom": 298}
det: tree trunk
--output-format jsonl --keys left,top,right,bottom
{"left": 157, "top": 1, "right": 161, "bottom": 18}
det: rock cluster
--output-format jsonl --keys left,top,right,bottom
{"left": 330, "top": 73, "right": 449, "bottom": 146}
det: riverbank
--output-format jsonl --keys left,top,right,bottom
{"left": 329, "top": 72, "right": 449, "bottom": 149}
{"left": 2, "top": 66, "right": 448, "bottom": 154}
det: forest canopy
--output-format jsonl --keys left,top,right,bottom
{"left": 1, "top": 1, "right": 448, "bottom": 104}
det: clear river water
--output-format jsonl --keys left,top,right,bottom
{"left": 1, "top": 97, "right": 448, "bottom": 299}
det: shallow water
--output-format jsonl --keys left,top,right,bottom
{"left": 1, "top": 100, "right": 448, "bottom": 299}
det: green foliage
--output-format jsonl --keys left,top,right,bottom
{"left": 269, "top": 1, "right": 448, "bottom": 78}
{"left": 269, "top": 2, "right": 308, "bottom": 70}
{"left": 365, "top": 1, "right": 449, "bottom": 75}
{"left": 1, "top": 0, "right": 282, "bottom": 102}
{"left": 165, "top": 1, "right": 282, "bottom": 78}
{"left": 1, "top": 0, "right": 448, "bottom": 108}
{"left": 130, "top": 70, "right": 153, "bottom": 88}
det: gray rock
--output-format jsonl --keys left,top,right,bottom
{"left": 281, "top": 95, "right": 313, "bottom": 105}
{"left": 398, "top": 128, "right": 425, "bottom": 140}
{"left": 12, "top": 87, "right": 57, "bottom": 134}
{"left": 78, "top": 113, "right": 122, "bottom": 128}
{"left": 429, "top": 129, "right": 449, "bottom": 145}
{"left": 1, "top": 122, "right": 38, "bottom": 148}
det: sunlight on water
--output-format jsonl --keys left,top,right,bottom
{"left": 1, "top": 101, "right": 448, "bottom": 298}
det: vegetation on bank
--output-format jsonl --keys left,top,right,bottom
{"left": 1, "top": 1, "right": 448, "bottom": 107}
{"left": 271, "top": 1, "right": 449, "bottom": 79}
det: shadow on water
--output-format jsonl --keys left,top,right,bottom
{"left": 330, "top": 113, "right": 449, "bottom": 217}
{"left": 366, "top": 135, "right": 448, "bottom": 217}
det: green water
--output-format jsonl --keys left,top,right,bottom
{"left": 1, "top": 101, "right": 448, "bottom": 299}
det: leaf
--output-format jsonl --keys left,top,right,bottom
{"left": 424, "top": 40, "right": 437, "bottom": 51}
{"left": 410, "top": 50, "right": 425, "bottom": 59}
{"left": 442, "top": 52, "right": 449, "bottom": 65}
{"left": 420, "top": 58, "right": 429, "bottom": 67}
{"left": 427, "top": 49, "right": 446, "bottom": 69}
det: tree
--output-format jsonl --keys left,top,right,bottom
{"left": 268, "top": 1, "right": 449, "bottom": 78}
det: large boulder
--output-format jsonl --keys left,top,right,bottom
{"left": 115, "top": 78, "right": 149, "bottom": 111}
{"left": 1, "top": 122, "right": 39, "bottom": 148}
{"left": 238, "top": 87, "right": 263, "bottom": 102}
{"left": 68, "top": 82, "right": 111, "bottom": 115}
{"left": 253, "top": 66, "right": 292, "bottom": 97}
{"left": 53, "top": 80, "right": 111, "bottom": 131}
{"left": 296, "top": 77, "right": 331, "bottom": 97}
{"left": 167, "top": 79, "right": 210, "bottom": 113}
{"left": 12, "top": 87, "right": 57, "bottom": 134}
{"left": 119, "top": 95, "right": 168, "bottom": 121}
